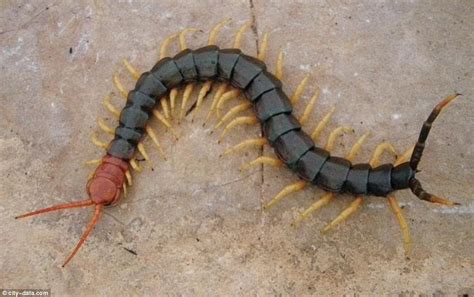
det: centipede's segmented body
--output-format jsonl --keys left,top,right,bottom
{"left": 112, "top": 45, "right": 415, "bottom": 195}
{"left": 16, "top": 20, "right": 461, "bottom": 267}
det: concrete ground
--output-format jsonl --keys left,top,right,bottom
{"left": 1, "top": 0, "right": 473, "bottom": 296}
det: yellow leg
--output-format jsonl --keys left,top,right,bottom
{"left": 152, "top": 109, "right": 173, "bottom": 128}
{"left": 159, "top": 32, "right": 179, "bottom": 59}
{"left": 125, "top": 170, "right": 132, "bottom": 186}
{"left": 91, "top": 132, "right": 108, "bottom": 149}
{"left": 263, "top": 181, "right": 307, "bottom": 210}
{"left": 219, "top": 116, "right": 258, "bottom": 142}
{"left": 169, "top": 88, "right": 179, "bottom": 117}
{"left": 388, "top": 196, "right": 412, "bottom": 257}
{"left": 369, "top": 142, "right": 398, "bottom": 167}
{"left": 179, "top": 83, "right": 195, "bottom": 120}
{"left": 84, "top": 159, "right": 102, "bottom": 166}
{"left": 292, "top": 192, "right": 334, "bottom": 228}
{"left": 290, "top": 74, "right": 310, "bottom": 105}
{"left": 196, "top": 81, "right": 213, "bottom": 112}
{"left": 145, "top": 126, "right": 166, "bottom": 160}
{"left": 275, "top": 51, "right": 284, "bottom": 80}
{"left": 299, "top": 89, "right": 320, "bottom": 125}
{"left": 98, "top": 117, "right": 114, "bottom": 135}
{"left": 122, "top": 183, "right": 127, "bottom": 198}
{"left": 223, "top": 137, "right": 268, "bottom": 155}
{"left": 122, "top": 59, "right": 140, "bottom": 80}
{"left": 137, "top": 142, "right": 150, "bottom": 162}
{"left": 394, "top": 146, "right": 415, "bottom": 166}
{"left": 321, "top": 196, "right": 363, "bottom": 233}
{"left": 129, "top": 158, "right": 143, "bottom": 172}
{"left": 208, "top": 19, "right": 232, "bottom": 45}
{"left": 203, "top": 83, "right": 227, "bottom": 123}
{"left": 324, "top": 126, "right": 353, "bottom": 151}
{"left": 102, "top": 92, "right": 120, "bottom": 118}
{"left": 310, "top": 107, "right": 336, "bottom": 141}
{"left": 160, "top": 97, "right": 170, "bottom": 119}
{"left": 179, "top": 28, "right": 200, "bottom": 50}
{"left": 113, "top": 74, "right": 128, "bottom": 99}
{"left": 257, "top": 32, "right": 269, "bottom": 61}
{"left": 346, "top": 132, "right": 371, "bottom": 162}
{"left": 240, "top": 156, "right": 283, "bottom": 171}
{"left": 216, "top": 89, "right": 240, "bottom": 119}
{"left": 214, "top": 102, "right": 251, "bottom": 129}
{"left": 151, "top": 109, "right": 178, "bottom": 138}
{"left": 233, "top": 21, "right": 252, "bottom": 49}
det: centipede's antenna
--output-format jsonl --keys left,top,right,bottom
{"left": 15, "top": 199, "right": 103, "bottom": 267}
{"left": 62, "top": 204, "right": 103, "bottom": 267}
{"left": 409, "top": 93, "right": 461, "bottom": 205}
{"left": 15, "top": 199, "right": 94, "bottom": 219}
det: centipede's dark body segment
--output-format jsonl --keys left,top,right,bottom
{"left": 15, "top": 21, "right": 461, "bottom": 267}
{"left": 111, "top": 46, "right": 414, "bottom": 196}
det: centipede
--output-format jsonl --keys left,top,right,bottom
{"left": 15, "top": 20, "right": 462, "bottom": 267}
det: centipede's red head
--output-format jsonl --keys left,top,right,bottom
{"left": 87, "top": 155, "right": 129, "bottom": 205}
{"left": 15, "top": 155, "right": 129, "bottom": 267}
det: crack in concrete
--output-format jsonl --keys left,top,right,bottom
{"left": 207, "top": 170, "right": 261, "bottom": 190}
{"left": 248, "top": 0, "right": 266, "bottom": 217}
{"left": 0, "top": 2, "right": 59, "bottom": 36}
{"left": 249, "top": 0, "right": 259, "bottom": 50}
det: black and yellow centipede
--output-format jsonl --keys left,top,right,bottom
{"left": 16, "top": 20, "right": 462, "bottom": 267}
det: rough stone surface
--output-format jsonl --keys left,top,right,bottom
{"left": 1, "top": 1, "right": 473, "bottom": 296}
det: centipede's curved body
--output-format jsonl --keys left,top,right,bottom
{"left": 110, "top": 46, "right": 414, "bottom": 196}
{"left": 16, "top": 21, "right": 461, "bottom": 267}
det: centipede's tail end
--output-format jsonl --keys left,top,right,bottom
{"left": 409, "top": 93, "right": 461, "bottom": 171}
{"left": 409, "top": 178, "right": 460, "bottom": 206}
{"left": 408, "top": 93, "right": 462, "bottom": 206}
